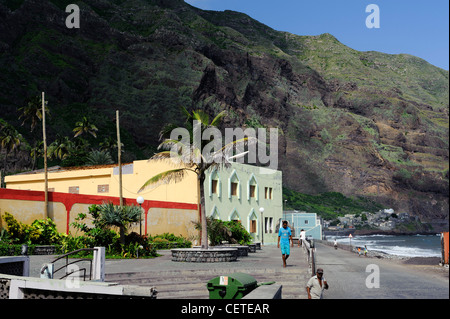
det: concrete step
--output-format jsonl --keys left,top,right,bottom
{"left": 103, "top": 256, "right": 311, "bottom": 299}
{"left": 106, "top": 273, "right": 308, "bottom": 299}
{"left": 105, "top": 268, "right": 307, "bottom": 282}
{"left": 155, "top": 284, "right": 308, "bottom": 299}
{"left": 105, "top": 273, "right": 306, "bottom": 288}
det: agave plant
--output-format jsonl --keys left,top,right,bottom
{"left": 85, "top": 150, "right": 114, "bottom": 166}
{"left": 97, "top": 202, "right": 142, "bottom": 245}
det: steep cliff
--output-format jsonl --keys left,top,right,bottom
{"left": 0, "top": 0, "right": 448, "bottom": 227}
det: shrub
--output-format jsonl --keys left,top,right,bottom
{"left": 2, "top": 212, "right": 65, "bottom": 245}
{"left": 193, "top": 218, "right": 252, "bottom": 246}
{"left": 0, "top": 242, "right": 64, "bottom": 256}
{"left": 148, "top": 233, "right": 192, "bottom": 249}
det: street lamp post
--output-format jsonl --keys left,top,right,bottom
{"left": 136, "top": 196, "right": 144, "bottom": 236}
{"left": 259, "top": 207, "right": 265, "bottom": 246}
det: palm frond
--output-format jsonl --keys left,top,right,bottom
{"left": 192, "top": 110, "right": 210, "bottom": 126}
{"left": 210, "top": 110, "right": 227, "bottom": 127}
{"left": 180, "top": 105, "right": 192, "bottom": 123}
{"left": 158, "top": 123, "right": 180, "bottom": 141}
{"left": 219, "top": 136, "right": 259, "bottom": 160}
{"left": 138, "top": 168, "right": 190, "bottom": 193}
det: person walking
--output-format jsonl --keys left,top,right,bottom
{"left": 364, "top": 245, "right": 368, "bottom": 257}
{"left": 306, "top": 268, "right": 329, "bottom": 299}
{"left": 298, "top": 229, "right": 306, "bottom": 247}
{"left": 278, "top": 221, "right": 293, "bottom": 268}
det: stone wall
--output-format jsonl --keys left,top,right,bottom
{"left": 171, "top": 248, "right": 238, "bottom": 263}
{"left": 0, "top": 274, "right": 157, "bottom": 299}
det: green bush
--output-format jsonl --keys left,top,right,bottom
{"left": 67, "top": 205, "right": 191, "bottom": 257}
{"left": 148, "top": 233, "right": 192, "bottom": 249}
{"left": 193, "top": 218, "right": 252, "bottom": 246}
{"left": 1, "top": 212, "right": 66, "bottom": 245}
{"left": 223, "top": 220, "right": 252, "bottom": 245}
{"left": 0, "top": 242, "right": 63, "bottom": 256}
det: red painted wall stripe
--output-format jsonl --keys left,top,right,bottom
{"left": 0, "top": 188, "right": 198, "bottom": 234}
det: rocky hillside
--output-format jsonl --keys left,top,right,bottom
{"left": 0, "top": 0, "right": 448, "bottom": 228}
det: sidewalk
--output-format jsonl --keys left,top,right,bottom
{"left": 28, "top": 245, "right": 311, "bottom": 299}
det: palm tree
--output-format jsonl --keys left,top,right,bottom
{"left": 0, "top": 122, "right": 23, "bottom": 170}
{"left": 99, "top": 136, "right": 122, "bottom": 153}
{"left": 48, "top": 135, "right": 74, "bottom": 160}
{"left": 73, "top": 116, "right": 98, "bottom": 138}
{"left": 18, "top": 95, "right": 50, "bottom": 132}
{"left": 139, "top": 107, "right": 254, "bottom": 249}
{"left": 30, "top": 141, "right": 44, "bottom": 170}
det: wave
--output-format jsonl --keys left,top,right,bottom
{"left": 373, "top": 245, "right": 441, "bottom": 258}
{"left": 327, "top": 235, "right": 441, "bottom": 258}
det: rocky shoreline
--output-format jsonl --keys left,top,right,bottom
{"left": 353, "top": 229, "right": 441, "bottom": 236}
{"left": 324, "top": 229, "right": 440, "bottom": 237}
{"left": 318, "top": 240, "right": 443, "bottom": 265}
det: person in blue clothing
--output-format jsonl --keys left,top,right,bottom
{"left": 278, "top": 221, "right": 294, "bottom": 268}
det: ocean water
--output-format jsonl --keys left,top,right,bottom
{"left": 327, "top": 234, "right": 442, "bottom": 258}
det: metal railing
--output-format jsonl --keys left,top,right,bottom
{"left": 302, "top": 239, "right": 316, "bottom": 276}
{"left": 42, "top": 248, "right": 97, "bottom": 281}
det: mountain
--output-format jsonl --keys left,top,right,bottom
{"left": 0, "top": 0, "right": 448, "bottom": 229}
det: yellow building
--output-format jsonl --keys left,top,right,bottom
{"left": 2, "top": 160, "right": 199, "bottom": 239}
{"left": 5, "top": 160, "right": 197, "bottom": 204}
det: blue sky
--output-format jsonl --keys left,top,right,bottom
{"left": 185, "top": 0, "right": 449, "bottom": 70}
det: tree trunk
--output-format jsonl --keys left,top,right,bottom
{"left": 120, "top": 226, "right": 125, "bottom": 246}
{"left": 199, "top": 174, "right": 208, "bottom": 249}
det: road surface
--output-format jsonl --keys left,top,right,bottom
{"left": 314, "top": 243, "right": 449, "bottom": 299}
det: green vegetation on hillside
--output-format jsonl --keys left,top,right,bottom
{"left": 283, "top": 187, "right": 385, "bottom": 221}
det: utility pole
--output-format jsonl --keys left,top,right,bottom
{"left": 42, "top": 92, "right": 48, "bottom": 219}
{"left": 116, "top": 110, "right": 123, "bottom": 207}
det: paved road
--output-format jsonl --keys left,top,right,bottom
{"left": 314, "top": 243, "right": 449, "bottom": 299}
{"left": 27, "top": 245, "right": 312, "bottom": 298}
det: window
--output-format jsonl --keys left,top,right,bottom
{"left": 304, "top": 220, "right": 309, "bottom": 225}
{"left": 68, "top": 186, "right": 79, "bottom": 194}
{"left": 265, "top": 187, "right": 273, "bottom": 199}
{"left": 247, "top": 175, "right": 258, "bottom": 201}
{"left": 212, "top": 180, "right": 218, "bottom": 194}
{"left": 228, "top": 170, "right": 241, "bottom": 199}
{"left": 97, "top": 184, "right": 109, "bottom": 193}
{"left": 265, "top": 217, "right": 274, "bottom": 233}
{"left": 231, "top": 182, "right": 238, "bottom": 196}
{"left": 250, "top": 220, "right": 257, "bottom": 233}
{"left": 249, "top": 185, "right": 256, "bottom": 198}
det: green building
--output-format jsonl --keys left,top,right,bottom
{"left": 204, "top": 163, "right": 283, "bottom": 244}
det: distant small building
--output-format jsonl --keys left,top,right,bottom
{"left": 284, "top": 211, "right": 323, "bottom": 240}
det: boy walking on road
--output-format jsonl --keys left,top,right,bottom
{"left": 278, "top": 221, "right": 293, "bottom": 268}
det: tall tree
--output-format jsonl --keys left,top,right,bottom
{"left": 139, "top": 107, "right": 253, "bottom": 249}
{"left": 48, "top": 135, "right": 74, "bottom": 160}
{"left": 18, "top": 95, "right": 50, "bottom": 132}
{"left": 0, "top": 122, "right": 23, "bottom": 171}
{"left": 30, "top": 141, "right": 44, "bottom": 170}
{"left": 73, "top": 116, "right": 98, "bottom": 138}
